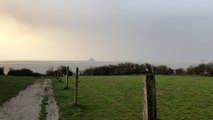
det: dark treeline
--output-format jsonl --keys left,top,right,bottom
{"left": 83, "top": 63, "right": 173, "bottom": 75}
{"left": 0, "top": 67, "right": 4, "bottom": 75}
{"left": 83, "top": 62, "right": 213, "bottom": 76}
{"left": 186, "top": 62, "right": 213, "bottom": 76}
{"left": 46, "top": 66, "right": 73, "bottom": 76}
{"left": 1, "top": 62, "right": 213, "bottom": 76}
{"left": 7, "top": 68, "right": 44, "bottom": 77}
{"left": 0, "top": 66, "right": 73, "bottom": 77}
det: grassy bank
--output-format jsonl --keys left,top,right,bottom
{"left": 0, "top": 76, "right": 35, "bottom": 105}
{"left": 52, "top": 75, "right": 213, "bottom": 120}
{"left": 39, "top": 95, "right": 49, "bottom": 120}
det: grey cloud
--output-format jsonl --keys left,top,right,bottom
{"left": 0, "top": 0, "right": 213, "bottom": 62}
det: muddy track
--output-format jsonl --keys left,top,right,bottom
{"left": 0, "top": 79, "right": 59, "bottom": 120}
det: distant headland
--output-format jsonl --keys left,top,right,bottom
{"left": 88, "top": 58, "right": 95, "bottom": 62}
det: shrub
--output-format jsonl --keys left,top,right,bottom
{"left": 0, "top": 67, "right": 4, "bottom": 75}
{"left": 58, "top": 66, "right": 73, "bottom": 76}
{"left": 46, "top": 66, "right": 73, "bottom": 76}
{"left": 32, "top": 72, "right": 44, "bottom": 77}
{"left": 7, "top": 68, "right": 34, "bottom": 76}
{"left": 83, "top": 62, "right": 174, "bottom": 76}
{"left": 46, "top": 67, "right": 57, "bottom": 76}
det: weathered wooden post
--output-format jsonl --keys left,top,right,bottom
{"left": 74, "top": 67, "right": 79, "bottom": 106}
{"left": 143, "top": 74, "right": 157, "bottom": 120}
{"left": 64, "top": 66, "right": 69, "bottom": 89}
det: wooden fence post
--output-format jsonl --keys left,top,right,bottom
{"left": 64, "top": 66, "right": 69, "bottom": 89}
{"left": 143, "top": 74, "right": 157, "bottom": 120}
{"left": 74, "top": 67, "right": 79, "bottom": 106}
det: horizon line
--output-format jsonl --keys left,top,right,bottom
{"left": 0, "top": 60, "right": 204, "bottom": 64}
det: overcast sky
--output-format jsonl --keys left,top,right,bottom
{"left": 0, "top": 0, "right": 213, "bottom": 63}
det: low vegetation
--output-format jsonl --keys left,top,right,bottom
{"left": 83, "top": 62, "right": 213, "bottom": 76}
{"left": 187, "top": 63, "right": 213, "bottom": 76}
{"left": 52, "top": 75, "right": 213, "bottom": 120}
{"left": 39, "top": 95, "right": 49, "bottom": 120}
{"left": 7, "top": 68, "right": 34, "bottom": 76}
{"left": 0, "top": 76, "right": 35, "bottom": 105}
{"left": 7, "top": 68, "right": 44, "bottom": 77}
{"left": 0, "top": 67, "right": 4, "bottom": 75}
{"left": 46, "top": 66, "right": 73, "bottom": 76}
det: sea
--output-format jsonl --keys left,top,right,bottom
{"left": 0, "top": 61, "right": 199, "bottom": 74}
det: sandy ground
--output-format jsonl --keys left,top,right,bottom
{"left": 0, "top": 79, "right": 59, "bottom": 120}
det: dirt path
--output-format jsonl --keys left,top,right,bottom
{"left": 45, "top": 79, "right": 59, "bottom": 120}
{"left": 0, "top": 79, "right": 59, "bottom": 120}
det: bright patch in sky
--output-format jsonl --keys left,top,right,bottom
{"left": 0, "top": 0, "right": 213, "bottom": 62}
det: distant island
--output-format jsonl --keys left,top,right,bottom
{"left": 88, "top": 57, "right": 95, "bottom": 62}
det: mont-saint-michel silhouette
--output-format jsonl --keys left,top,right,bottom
{"left": 88, "top": 57, "right": 95, "bottom": 62}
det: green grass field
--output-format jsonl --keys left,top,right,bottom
{"left": 52, "top": 75, "right": 213, "bottom": 120}
{"left": 0, "top": 76, "right": 35, "bottom": 105}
